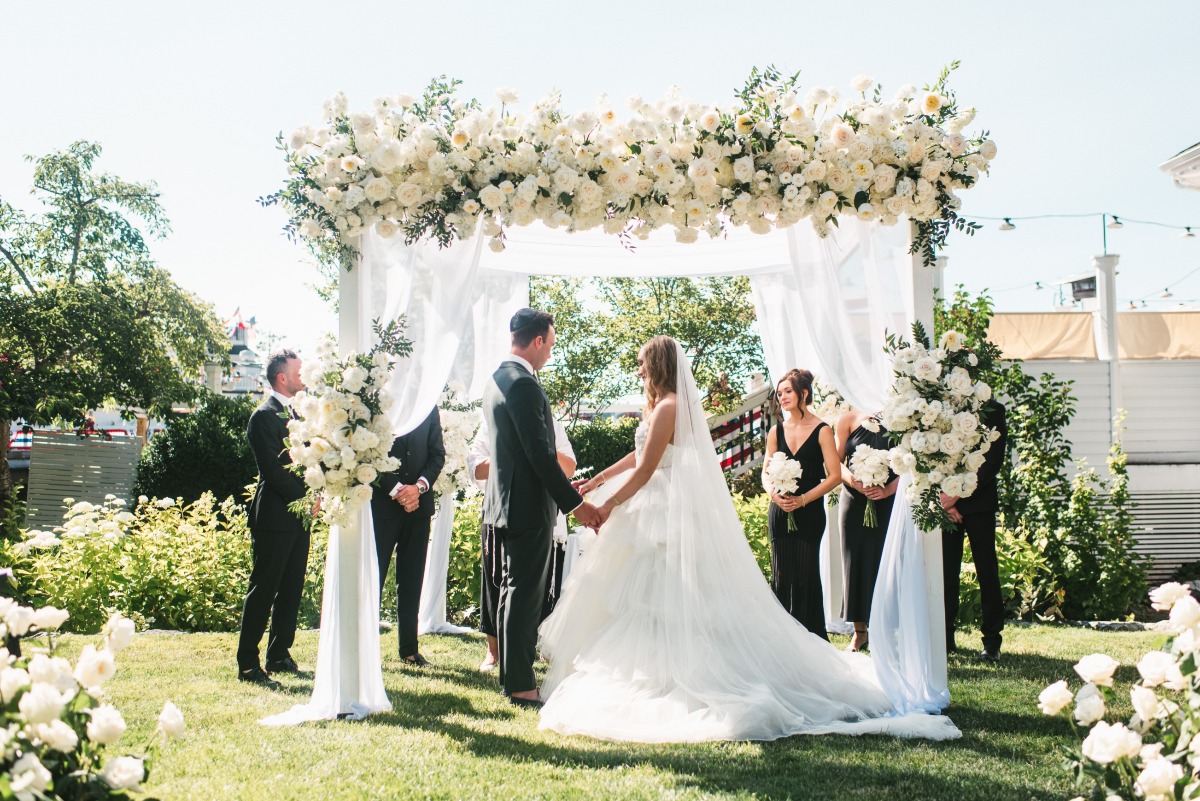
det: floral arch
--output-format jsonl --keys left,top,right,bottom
{"left": 262, "top": 65, "right": 995, "bottom": 725}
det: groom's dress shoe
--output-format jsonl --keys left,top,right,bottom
{"left": 265, "top": 656, "right": 300, "bottom": 674}
{"left": 979, "top": 647, "right": 1001, "bottom": 664}
{"left": 238, "top": 667, "right": 282, "bottom": 689}
{"left": 400, "top": 653, "right": 430, "bottom": 668}
{"left": 510, "top": 695, "right": 543, "bottom": 709}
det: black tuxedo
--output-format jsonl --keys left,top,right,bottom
{"left": 371, "top": 406, "right": 445, "bottom": 658}
{"left": 483, "top": 359, "right": 582, "bottom": 694}
{"left": 943, "top": 400, "right": 1008, "bottom": 653}
{"left": 238, "top": 395, "right": 311, "bottom": 672}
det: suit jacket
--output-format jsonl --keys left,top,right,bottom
{"left": 956, "top": 400, "right": 1008, "bottom": 516}
{"left": 372, "top": 406, "right": 446, "bottom": 521}
{"left": 482, "top": 360, "right": 582, "bottom": 533}
{"left": 247, "top": 396, "right": 307, "bottom": 534}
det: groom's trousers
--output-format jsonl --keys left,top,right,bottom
{"left": 237, "top": 526, "right": 311, "bottom": 671}
{"left": 941, "top": 511, "right": 1004, "bottom": 653}
{"left": 496, "top": 525, "right": 552, "bottom": 694}
{"left": 371, "top": 499, "right": 431, "bottom": 658}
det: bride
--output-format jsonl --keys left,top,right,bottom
{"left": 537, "top": 335, "right": 960, "bottom": 743}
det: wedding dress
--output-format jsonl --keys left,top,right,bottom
{"left": 537, "top": 340, "right": 960, "bottom": 743}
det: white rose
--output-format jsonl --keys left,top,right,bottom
{"left": 0, "top": 666, "right": 30, "bottom": 702}
{"left": 850, "top": 74, "right": 874, "bottom": 92}
{"left": 101, "top": 756, "right": 145, "bottom": 791}
{"left": 830, "top": 123, "right": 855, "bottom": 149}
{"left": 1148, "top": 582, "right": 1192, "bottom": 611}
{"left": 941, "top": 133, "right": 967, "bottom": 156}
{"left": 1074, "top": 682, "right": 1106, "bottom": 725}
{"left": 18, "top": 682, "right": 65, "bottom": 724}
{"left": 1081, "top": 721, "right": 1142, "bottom": 765}
{"left": 27, "top": 654, "right": 75, "bottom": 694}
{"left": 1037, "top": 680, "right": 1073, "bottom": 715}
{"left": 31, "top": 606, "right": 69, "bottom": 632}
{"left": 1135, "top": 757, "right": 1184, "bottom": 799}
{"left": 939, "top": 330, "right": 965, "bottom": 352}
{"left": 478, "top": 185, "right": 505, "bottom": 210}
{"left": 158, "top": 701, "right": 186, "bottom": 739}
{"left": 1130, "top": 684, "right": 1161, "bottom": 725}
{"left": 375, "top": 220, "right": 398, "bottom": 239}
{"left": 32, "top": 718, "right": 79, "bottom": 752}
{"left": 974, "top": 383, "right": 992, "bottom": 403}
{"left": 86, "top": 705, "right": 127, "bottom": 743}
{"left": 395, "top": 183, "right": 423, "bottom": 208}
{"left": 918, "top": 92, "right": 943, "bottom": 116}
{"left": 1137, "top": 651, "right": 1178, "bottom": 688}
{"left": 675, "top": 227, "right": 699, "bottom": 244}
{"left": 363, "top": 176, "right": 392, "bottom": 203}
{"left": 355, "top": 465, "right": 378, "bottom": 485}
{"left": 298, "top": 219, "right": 323, "bottom": 239}
{"left": 103, "top": 613, "right": 136, "bottom": 652}
{"left": 1168, "top": 594, "right": 1200, "bottom": 630}
{"left": 304, "top": 466, "right": 326, "bottom": 489}
{"left": 488, "top": 237, "right": 505, "bottom": 253}
{"left": 351, "top": 484, "right": 374, "bottom": 505}
{"left": 939, "top": 434, "right": 965, "bottom": 456}
{"left": 912, "top": 357, "right": 942, "bottom": 382}
{"left": 1074, "top": 653, "right": 1120, "bottom": 687}
{"left": 10, "top": 754, "right": 51, "bottom": 798}
{"left": 495, "top": 87, "right": 519, "bottom": 105}
{"left": 979, "top": 140, "right": 998, "bottom": 160}
{"left": 74, "top": 644, "right": 117, "bottom": 689}
{"left": 6, "top": 605, "right": 33, "bottom": 637}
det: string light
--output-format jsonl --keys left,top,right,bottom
{"left": 1183, "top": 227, "right": 1195, "bottom": 239}
{"left": 998, "top": 217, "right": 1015, "bottom": 231}
{"left": 1106, "top": 215, "right": 1124, "bottom": 230}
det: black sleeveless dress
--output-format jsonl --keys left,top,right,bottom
{"left": 767, "top": 421, "right": 830, "bottom": 640}
{"left": 840, "top": 423, "right": 897, "bottom": 623}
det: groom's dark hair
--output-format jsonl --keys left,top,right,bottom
{"left": 510, "top": 308, "right": 554, "bottom": 348}
{"left": 265, "top": 348, "right": 299, "bottom": 389}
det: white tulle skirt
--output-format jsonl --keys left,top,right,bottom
{"left": 538, "top": 469, "right": 960, "bottom": 743}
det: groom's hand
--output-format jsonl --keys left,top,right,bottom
{"left": 572, "top": 501, "right": 602, "bottom": 529}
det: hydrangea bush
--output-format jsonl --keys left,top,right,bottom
{"left": 0, "top": 602, "right": 183, "bottom": 799}
{"left": 1038, "top": 583, "right": 1200, "bottom": 800}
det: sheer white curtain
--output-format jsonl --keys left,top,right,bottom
{"left": 749, "top": 219, "right": 947, "bottom": 714}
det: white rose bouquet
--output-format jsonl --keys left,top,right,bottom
{"left": 880, "top": 322, "right": 999, "bottom": 531}
{"left": 432, "top": 381, "right": 482, "bottom": 504}
{"left": 0, "top": 601, "right": 184, "bottom": 800}
{"left": 1037, "top": 582, "right": 1200, "bottom": 801}
{"left": 288, "top": 318, "right": 411, "bottom": 529}
{"left": 762, "top": 451, "right": 804, "bottom": 531}
{"left": 848, "top": 445, "right": 891, "bottom": 527}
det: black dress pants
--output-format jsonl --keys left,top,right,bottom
{"left": 942, "top": 511, "right": 1004, "bottom": 652}
{"left": 373, "top": 505, "right": 432, "bottom": 658}
{"left": 496, "top": 525, "right": 551, "bottom": 694}
{"left": 237, "top": 526, "right": 310, "bottom": 671}
{"left": 481, "top": 521, "right": 564, "bottom": 637}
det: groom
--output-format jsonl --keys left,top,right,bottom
{"left": 482, "top": 308, "right": 604, "bottom": 706}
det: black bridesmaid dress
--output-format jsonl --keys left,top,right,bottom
{"left": 840, "top": 423, "right": 897, "bottom": 624}
{"left": 767, "top": 420, "right": 830, "bottom": 640}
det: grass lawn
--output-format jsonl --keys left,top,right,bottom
{"left": 54, "top": 624, "right": 1160, "bottom": 800}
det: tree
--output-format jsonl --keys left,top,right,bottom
{"left": 0, "top": 141, "right": 227, "bottom": 504}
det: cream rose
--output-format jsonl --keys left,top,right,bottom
{"left": 74, "top": 644, "right": 117, "bottom": 688}
{"left": 18, "top": 682, "right": 65, "bottom": 724}
{"left": 1081, "top": 721, "right": 1142, "bottom": 765}
{"left": 158, "top": 701, "right": 186, "bottom": 739}
{"left": 1135, "top": 757, "right": 1184, "bottom": 799}
{"left": 1037, "top": 680, "right": 1073, "bottom": 715}
{"left": 1148, "top": 582, "right": 1191, "bottom": 611}
{"left": 1074, "top": 682, "right": 1106, "bottom": 725}
{"left": 1074, "top": 653, "right": 1120, "bottom": 687}
{"left": 101, "top": 756, "right": 145, "bottom": 791}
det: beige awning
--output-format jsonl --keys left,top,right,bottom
{"left": 1118, "top": 312, "right": 1200, "bottom": 359}
{"left": 987, "top": 313, "right": 1097, "bottom": 360}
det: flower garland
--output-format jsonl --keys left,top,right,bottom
{"left": 264, "top": 64, "right": 992, "bottom": 267}
{"left": 880, "top": 322, "right": 999, "bottom": 531}
{"left": 1037, "top": 582, "right": 1200, "bottom": 800}
{"left": 0, "top": 602, "right": 184, "bottom": 798}
{"left": 432, "top": 381, "right": 482, "bottom": 504}
{"left": 287, "top": 320, "right": 411, "bottom": 529}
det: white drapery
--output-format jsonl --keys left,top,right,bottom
{"left": 272, "top": 217, "right": 947, "bottom": 724}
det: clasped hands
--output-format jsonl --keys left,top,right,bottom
{"left": 570, "top": 477, "right": 610, "bottom": 531}
{"left": 939, "top": 492, "right": 964, "bottom": 524}
{"left": 848, "top": 478, "right": 896, "bottom": 502}
{"left": 392, "top": 483, "right": 421, "bottom": 513}
{"left": 771, "top": 492, "right": 808, "bottom": 512}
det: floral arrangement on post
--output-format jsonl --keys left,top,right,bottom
{"left": 432, "top": 381, "right": 482, "bottom": 504}
{"left": 880, "top": 322, "right": 1000, "bottom": 531}
{"left": 263, "top": 63, "right": 992, "bottom": 268}
{"left": 810, "top": 378, "right": 851, "bottom": 425}
{"left": 0, "top": 601, "right": 184, "bottom": 799}
{"left": 1037, "top": 582, "right": 1200, "bottom": 801}
{"left": 848, "top": 445, "right": 892, "bottom": 527}
{"left": 288, "top": 319, "right": 412, "bottom": 528}
{"left": 761, "top": 451, "right": 803, "bottom": 531}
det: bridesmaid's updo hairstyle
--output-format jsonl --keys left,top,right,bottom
{"left": 777, "top": 369, "right": 815, "bottom": 419}
{"left": 641, "top": 335, "right": 678, "bottom": 412}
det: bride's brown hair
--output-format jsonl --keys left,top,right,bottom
{"left": 777, "top": 368, "right": 814, "bottom": 419}
{"left": 641, "top": 335, "right": 678, "bottom": 413}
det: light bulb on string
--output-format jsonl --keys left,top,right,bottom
{"left": 1107, "top": 215, "right": 1124, "bottom": 230}
{"left": 998, "top": 218, "right": 1015, "bottom": 231}
{"left": 1183, "top": 227, "right": 1195, "bottom": 239}
{"left": 1161, "top": 289, "right": 1174, "bottom": 299}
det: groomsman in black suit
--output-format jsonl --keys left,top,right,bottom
{"left": 482, "top": 308, "right": 605, "bottom": 707}
{"left": 371, "top": 406, "right": 445, "bottom": 667}
{"left": 941, "top": 400, "right": 1009, "bottom": 663}
{"left": 237, "top": 349, "right": 311, "bottom": 688}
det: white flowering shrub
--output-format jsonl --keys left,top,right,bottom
{"left": 1038, "top": 583, "right": 1200, "bottom": 800}
{"left": 880, "top": 322, "right": 999, "bottom": 530}
{"left": 0, "top": 602, "right": 183, "bottom": 800}
{"left": 287, "top": 320, "right": 410, "bottom": 529}
{"left": 433, "top": 382, "right": 481, "bottom": 504}
{"left": 264, "top": 64, "right": 993, "bottom": 267}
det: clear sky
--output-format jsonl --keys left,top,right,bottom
{"left": 4, "top": 1, "right": 1199, "bottom": 357}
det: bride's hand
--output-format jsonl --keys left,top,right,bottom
{"left": 573, "top": 477, "right": 597, "bottom": 495}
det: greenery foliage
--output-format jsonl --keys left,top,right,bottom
{"left": 134, "top": 393, "right": 258, "bottom": 504}
{"left": 936, "top": 287, "right": 1145, "bottom": 623}
{"left": 566, "top": 417, "right": 640, "bottom": 479}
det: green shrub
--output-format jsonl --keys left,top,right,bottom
{"left": 446, "top": 495, "right": 484, "bottom": 624}
{"left": 134, "top": 392, "right": 259, "bottom": 504}
{"left": 567, "top": 417, "right": 640, "bottom": 478}
{"left": 732, "top": 493, "right": 771, "bottom": 582}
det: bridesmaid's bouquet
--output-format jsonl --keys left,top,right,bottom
{"left": 848, "top": 446, "right": 891, "bottom": 528}
{"left": 762, "top": 451, "right": 804, "bottom": 531}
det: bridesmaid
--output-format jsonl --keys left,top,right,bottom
{"left": 764, "top": 369, "right": 843, "bottom": 640}
{"left": 836, "top": 409, "right": 899, "bottom": 653}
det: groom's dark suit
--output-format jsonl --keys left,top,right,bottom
{"left": 483, "top": 359, "right": 582, "bottom": 694}
{"left": 237, "top": 394, "right": 310, "bottom": 672}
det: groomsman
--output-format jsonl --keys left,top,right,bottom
{"left": 238, "top": 349, "right": 311, "bottom": 688}
{"left": 371, "top": 406, "right": 445, "bottom": 667}
{"left": 940, "top": 400, "right": 1008, "bottom": 663}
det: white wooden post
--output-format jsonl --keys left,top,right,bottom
{"left": 931, "top": 256, "right": 948, "bottom": 300}
{"left": 1092, "top": 254, "right": 1121, "bottom": 437}
{"left": 909, "top": 223, "right": 948, "bottom": 691}
{"left": 336, "top": 257, "right": 362, "bottom": 708}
